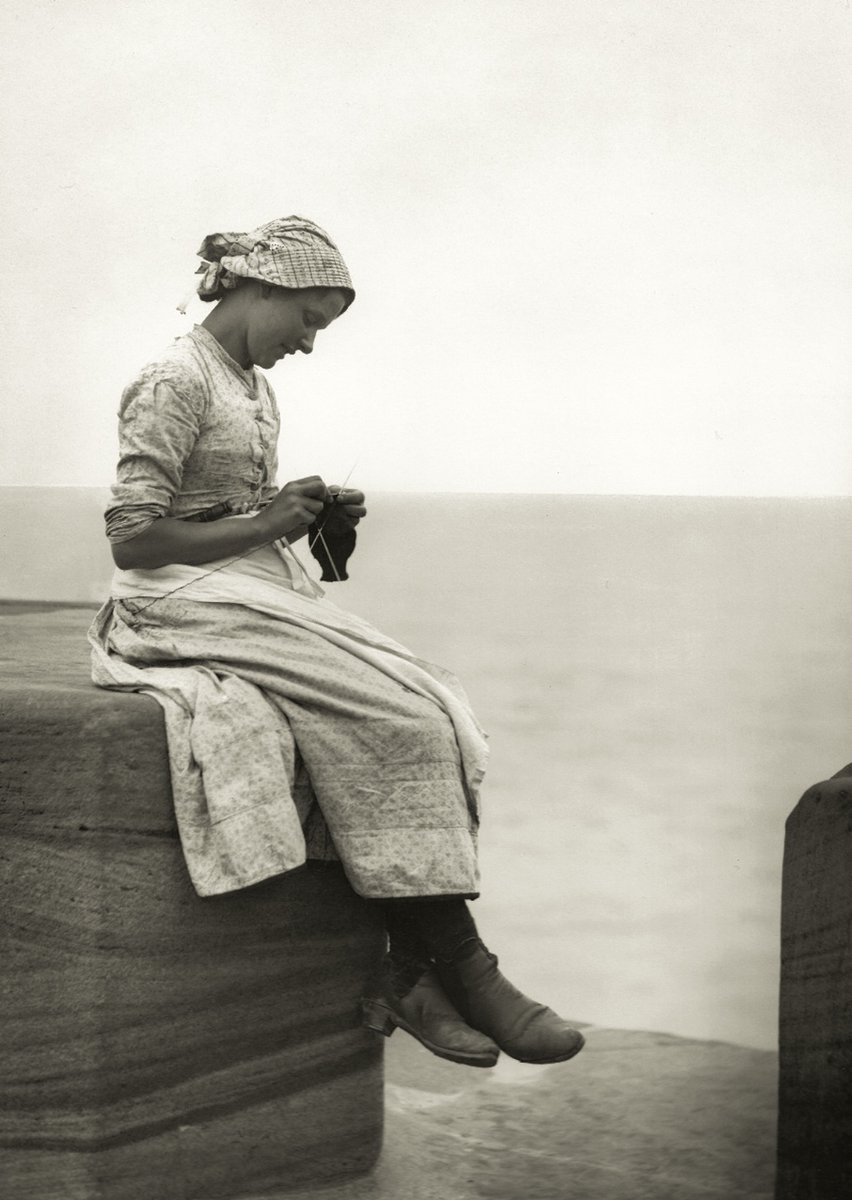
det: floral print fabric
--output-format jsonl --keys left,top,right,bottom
{"left": 105, "top": 326, "right": 280, "bottom": 543}
{"left": 90, "top": 595, "right": 482, "bottom": 899}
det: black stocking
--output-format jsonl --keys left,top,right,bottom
{"left": 382, "top": 897, "right": 479, "bottom": 968}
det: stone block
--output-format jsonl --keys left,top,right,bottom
{"left": 0, "top": 605, "right": 385, "bottom": 1199}
{"left": 777, "top": 764, "right": 852, "bottom": 1199}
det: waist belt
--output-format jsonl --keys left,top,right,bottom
{"left": 185, "top": 501, "right": 237, "bottom": 523}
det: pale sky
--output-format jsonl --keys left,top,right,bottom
{"left": 1, "top": 0, "right": 850, "bottom": 494}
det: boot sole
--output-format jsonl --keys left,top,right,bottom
{"left": 508, "top": 1033, "right": 586, "bottom": 1064}
{"left": 361, "top": 998, "right": 499, "bottom": 1068}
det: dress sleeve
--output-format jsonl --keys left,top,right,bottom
{"left": 104, "top": 372, "right": 205, "bottom": 543}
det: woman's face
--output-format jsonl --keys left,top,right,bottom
{"left": 246, "top": 285, "right": 347, "bottom": 369}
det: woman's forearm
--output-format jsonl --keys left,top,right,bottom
{"left": 110, "top": 511, "right": 305, "bottom": 571}
{"left": 109, "top": 478, "right": 360, "bottom": 570}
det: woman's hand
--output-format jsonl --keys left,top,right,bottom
{"left": 325, "top": 486, "right": 367, "bottom": 533}
{"left": 256, "top": 476, "right": 330, "bottom": 540}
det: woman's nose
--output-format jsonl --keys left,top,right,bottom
{"left": 298, "top": 330, "right": 316, "bottom": 354}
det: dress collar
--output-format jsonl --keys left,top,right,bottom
{"left": 189, "top": 325, "right": 257, "bottom": 389}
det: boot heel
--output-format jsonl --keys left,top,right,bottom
{"left": 361, "top": 998, "right": 397, "bottom": 1037}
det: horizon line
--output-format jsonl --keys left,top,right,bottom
{"left": 2, "top": 485, "right": 851, "bottom": 501}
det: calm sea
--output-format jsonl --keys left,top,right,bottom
{"left": 4, "top": 488, "right": 852, "bottom": 1050}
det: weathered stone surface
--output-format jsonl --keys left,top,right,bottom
{"left": 777, "top": 765, "right": 852, "bottom": 1200}
{"left": 270, "top": 1027, "right": 777, "bottom": 1200}
{"left": 0, "top": 604, "right": 385, "bottom": 1199}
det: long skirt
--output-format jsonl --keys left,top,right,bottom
{"left": 92, "top": 591, "right": 484, "bottom": 899}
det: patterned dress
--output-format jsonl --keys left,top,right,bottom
{"left": 90, "top": 327, "right": 487, "bottom": 899}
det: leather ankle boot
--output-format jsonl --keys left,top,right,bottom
{"left": 435, "top": 939, "right": 585, "bottom": 1064}
{"left": 362, "top": 959, "right": 500, "bottom": 1068}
